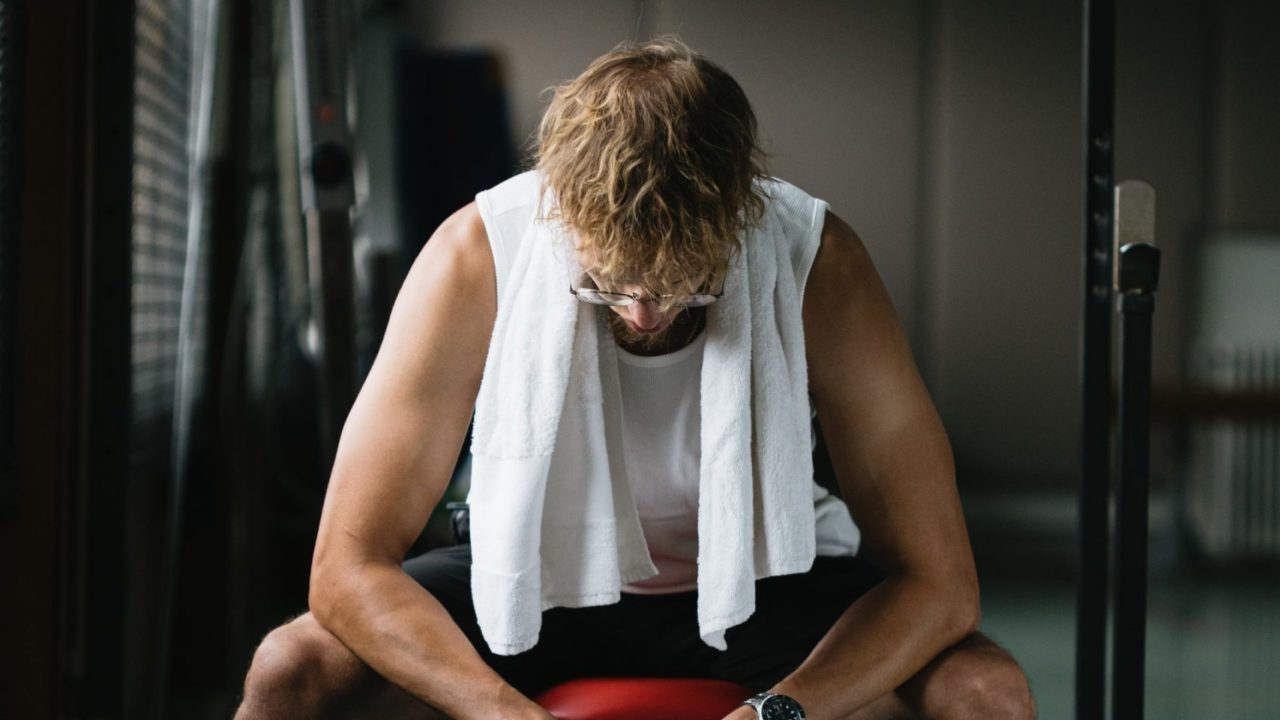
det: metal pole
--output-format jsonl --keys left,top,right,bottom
{"left": 1077, "top": 0, "right": 1116, "bottom": 717}
{"left": 1112, "top": 212, "right": 1161, "bottom": 720}
{"left": 290, "top": 0, "right": 357, "bottom": 469}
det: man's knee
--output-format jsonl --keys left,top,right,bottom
{"left": 929, "top": 634, "right": 1035, "bottom": 720}
{"left": 237, "top": 614, "right": 361, "bottom": 719}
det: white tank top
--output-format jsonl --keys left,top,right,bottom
{"left": 616, "top": 333, "right": 708, "bottom": 593}
{"left": 613, "top": 330, "right": 860, "bottom": 594}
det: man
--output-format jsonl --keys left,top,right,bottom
{"left": 236, "top": 38, "right": 1036, "bottom": 719}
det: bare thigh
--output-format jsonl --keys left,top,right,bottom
{"left": 236, "top": 613, "right": 447, "bottom": 720}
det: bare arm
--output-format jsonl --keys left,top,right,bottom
{"left": 308, "top": 203, "right": 550, "bottom": 719}
{"left": 767, "top": 211, "right": 980, "bottom": 718}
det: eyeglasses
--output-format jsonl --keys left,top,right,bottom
{"left": 569, "top": 271, "right": 724, "bottom": 309}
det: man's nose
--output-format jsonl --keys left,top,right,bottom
{"left": 630, "top": 299, "right": 664, "bottom": 328}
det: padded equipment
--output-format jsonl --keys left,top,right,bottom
{"left": 535, "top": 678, "right": 753, "bottom": 720}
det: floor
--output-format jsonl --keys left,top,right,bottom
{"left": 983, "top": 572, "right": 1280, "bottom": 720}
{"left": 972, "top": 492, "right": 1280, "bottom": 720}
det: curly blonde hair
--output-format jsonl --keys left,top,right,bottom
{"left": 534, "top": 37, "right": 769, "bottom": 296}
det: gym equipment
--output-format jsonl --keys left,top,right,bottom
{"left": 1075, "top": 1, "right": 1164, "bottom": 711}
{"left": 289, "top": 0, "right": 358, "bottom": 469}
{"left": 535, "top": 678, "right": 753, "bottom": 720}
{"left": 1076, "top": 1, "right": 1115, "bottom": 716}
{"left": 1112, "top": 181, "right": 1160, "bottom": 720}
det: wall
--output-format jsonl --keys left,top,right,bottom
{"left": 922, "top": 0, "right": 1084, "bottom": 487}
{"left": 402, "top": 0, "right": 1276, "bottom": 491}
{"left": 406, "top": 0, "right": 927, "bottom": 339}
{"left": 1211, "top": 2, "right": 1280, "bottom": 232}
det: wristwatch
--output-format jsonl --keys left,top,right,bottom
{"left": 743, "top": 691, "right": 806, "bottom": 719}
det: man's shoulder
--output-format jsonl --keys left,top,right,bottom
{"left": 478, "top": 169, "right": 543, "bottom": 216}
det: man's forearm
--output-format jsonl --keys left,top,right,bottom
{"left": 311, "top": 562, "right": 548, "bottom": 720}
{"left": 768, "top": 573, "right": 979, "bottom": 720}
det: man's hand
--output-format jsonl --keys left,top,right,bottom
{"left": 490, "top": 698, "right": 558, "bottom": 720}
{"left": 721, "top": 705, "right": 757, "bottom": 720}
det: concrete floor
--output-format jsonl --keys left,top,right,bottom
{"left": 983, "top": 571, "right": 1280, "bottom": 720}
{"left": 972, "top": 491, "right": 1280, "bottom": 720}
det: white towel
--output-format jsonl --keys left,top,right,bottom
{"left": 469, "top": 187, "right": 816, "bottom": 656}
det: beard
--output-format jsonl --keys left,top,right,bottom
{"left": 603, "top": 307, "right": 704, "bottom": 355}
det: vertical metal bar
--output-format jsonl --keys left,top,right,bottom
{"left": 1112, "top": 242, "right": 1160, "bottom": 720}
{"left": 1077, "top": 1, "right": 1115, "bottom": 718}
{"left": 306, "top": 206, "right": 358, "bottom": 466}
{"left": 0, "top": 0, "right": 22, "bottom": 523}
{"left": 1113, "top": 295, "right": 1151, "bottom": 720}
{"left": 86, "top": 0, "right": 136, "bottom": 714}
{"left": 290, "top": 0, "right": 357, "bottom": 470}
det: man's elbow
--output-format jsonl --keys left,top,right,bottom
{"left": 307, "top": 553, "right": 365, "bottom": 630}
{"left": 944, "top": 571, "right": 982, "bottom": 641}
{"left": 308, "top": 561, "right": 342, "bottom": 627}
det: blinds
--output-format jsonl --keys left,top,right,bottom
{"left": 131, "top": 0, "right": 206, "bottom": 480}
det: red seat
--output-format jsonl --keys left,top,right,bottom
{"left": 534, "top": 678, "right": 753, "bottom": 720}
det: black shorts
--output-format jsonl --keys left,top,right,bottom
{"left": 402, "top": 544, "right": 884, "bottom": 698}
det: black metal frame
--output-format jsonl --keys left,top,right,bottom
{"left": 1079, "top": 7, "right": 1165, "bottom": 717}
{"left": 1077, "top": 1, "right": 1115, "bottom": 718}
{"left": 0, "top": 0, "right": 24, "bottom": 522}
{"left": 84, "top": 0, "right": 136, "bottom": 715}
{"left": 1112, "top": 243, "right": 1160, "bottom": 720}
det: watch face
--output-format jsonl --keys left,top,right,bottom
{"left": 761, "top": 695, "right": 805, "bottom": 720}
